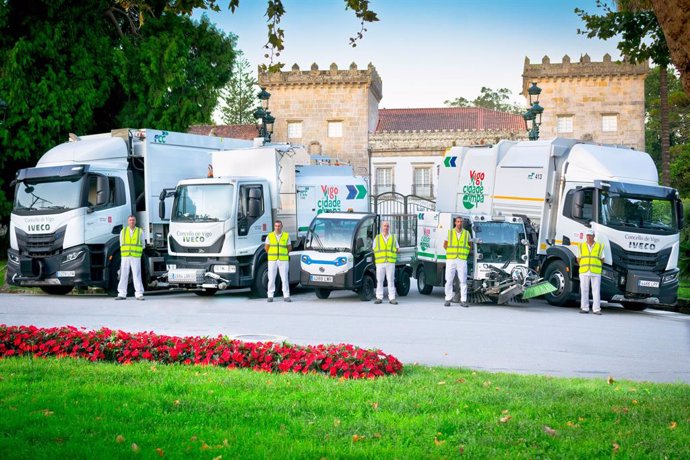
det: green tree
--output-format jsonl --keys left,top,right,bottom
{"left": 218, "top": 56, "right": 257, "bottom": 125}
{"left": 444, "top": 87, "right": 523, "bottom": 114}
{"left": 576, "top": 1, "right": 673, "bottom": 185}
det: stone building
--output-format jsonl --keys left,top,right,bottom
{"left": 258, "top": 62, "right": 381, "bottom": 176}
{"left": 522, "top": 54, "right": 648, "bottom": 151}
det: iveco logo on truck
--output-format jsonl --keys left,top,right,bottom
{"left": 28, "top": 224, "right": 51, "bottom": 232}
{"left": 183, "top": 235, "right": 206, "bottom": 243}
{"left": 629, "top": 241, "right": 656, "bottom": 251}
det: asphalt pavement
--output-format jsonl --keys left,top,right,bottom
{"left": 1, "top": 285, "right": 689, "bottom": 384}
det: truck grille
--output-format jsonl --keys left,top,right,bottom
{"left": 610, "top": 242, "right": 671, "bottom": 272}
{"left": 15, "top": 226, "right": 66, "bottom": 257}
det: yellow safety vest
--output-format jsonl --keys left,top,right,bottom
{"left": 579, "top": 242, "right": 603, "bottom": 275}
{"left": 446, "top": 229, "right": 470, "bottom": 260}
{"left": 120, "top": 227, "right": 143, "bottom": 258}
{"left": 267, "top": 232, "right": 290, "bottom": 261}
{"left": 374, "top": 234, "right": 397, "bottom": 264}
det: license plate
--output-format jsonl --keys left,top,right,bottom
{"left": 169, "top": 269, "right": 200, "bottom": 283}
{"left": 57, "top": 271, "right": 75, "bottom": 277}
{"left": 638, "top": 280, "right": 659, "bottom": 288}
{"left": 310, "top": 275, "right": 333, "bottom": 283}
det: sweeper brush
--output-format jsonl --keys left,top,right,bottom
{"left": 522, "top": 281, "right": 557, "bottom": 299}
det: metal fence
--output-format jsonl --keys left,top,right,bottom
{"left": 372, "top": 192, "right": 436, "bottom": 247}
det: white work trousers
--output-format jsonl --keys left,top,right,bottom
{"left": 118, "top": 257, "right": 145, "bottom": 298}
{"left": 268, "top": 260, "right": 290, "bottom": 299}
{"left": 580, "top": 273, "right": 602, "bottom": 313}
{"left": 375, "top": 263, "right": 397, "bottom": 301}
{"left": 445, "top": 258, "right": 468, "bottom": 302}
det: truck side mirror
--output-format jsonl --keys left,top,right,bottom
{"left": 96, "top": 176, "right": 110, "bottom": 206}
{"left": 159, "top": 200, "right": 166, "bottom": 220}
{"left": 572, "top": 191, "right": 584, "bottom": 219}
{"left": 677, "top": 200, "right": 685, "bottom": 230}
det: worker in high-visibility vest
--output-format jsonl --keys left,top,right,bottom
{"left": 115, "top": 215, "right": 145, "bottom": 300}
{"left": 373, "top": 221, "right": 400, "bottom": 305}
{"left": 443, "top": 216, "right": 472, "bottom": 307}
{"left": 577, "top": 229, "right": 605, "bottom": 315}
{"left": 265, "top": 220, "right": 292, "bottom": 302}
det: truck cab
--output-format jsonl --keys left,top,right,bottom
{"left": 300, "top": 212, "right": 414, "bottom": 300}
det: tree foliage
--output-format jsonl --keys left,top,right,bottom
{"left": 218, "top": 56, "right": 257, "bottom": 125}
{"left": 645, "top": 68, "right": 690, "bottom": 159}
{"left": 444, "top": 87, "right": 523, "bottom": 114}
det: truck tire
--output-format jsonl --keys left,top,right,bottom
{"left": 416, "top": 265, "right": 433, "bottom": 295}
{"left": 40, "top": 286, "right": 74, "bottom": 295}
{"left": 621, "top": 302, "right": 647, "bottom": 311}
{"left": 396, "top": 270, "right": 411, "bottom": 297}
{"left": 252, "top": 261, "right": 269, "bottom": 298}
{"left": 543, "top": 260, "right": 572, "bottom": 307}
{"left": 357, "top": 274, "right": 375, "bottom": 301}
{"left": 194, "top": 288, "right": 218, "bottom": 297}
{"left": 315, "top": 288, "right": 331, "bottom": 299}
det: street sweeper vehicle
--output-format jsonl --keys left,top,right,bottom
{"left": 299, "top": 212, "right": 416, "bottom": 300}
{"left": 159, "top": 146, "right": 369, "bottom": 296}
{"left": 434, "top": 138, "right": 683, "bottom": 309}
{"left": 7, "top": 129, "right": 251, "bottom": 295}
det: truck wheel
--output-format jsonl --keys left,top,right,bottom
{"left": 543, "top": 260, "right": 572, "bottom": 307}
{"left": 194, "top": 289, "right": 218, "bottom": 297}
{"left": 40, "top": 286, "right": 74, "bottom": 295}
{"left": 621, "top": 302, "right": 647, "bottom": 311}
{"left": 357, "top": 274, "right": 375, "bottom": 301}
{"left": 417, "top": 266, "right": 433, "bottom": 295}
{"left": 315, "top": 288, "right": 331, "bottom": 299}
{"left": 396, "top": 270, "right": 411, "bottom": 297}
{"left": 252, "top": 261, "right": 269, "bottom": 298}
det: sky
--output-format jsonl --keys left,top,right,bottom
{"left": 195, "top": 0, "right": 623, "bottom": 110}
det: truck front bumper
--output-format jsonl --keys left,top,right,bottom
{"left": 163, "top": 256, "right": 240, "bottom": 289}
{"left": 6, "top": 245, "right": 93, "bottom": 287}
{"left": 300, "top": 268, "right": 354, "bottom": 290}
{"left": 600, "top": 268, "right": 678, "bottom": 306}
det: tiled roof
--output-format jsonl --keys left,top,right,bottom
{"left": 376, "top": 107, "right": 524, "bottom": 133}
{"left": 188, "top": 124, "right": 258, "bottom": 140}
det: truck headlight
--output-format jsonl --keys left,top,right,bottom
{"left": 662, "top": 271, "right": 679, "bottom": 285}
{"left": 8, "top": 253, "right": 19, "bottom": 265}
{"left": 334, "top": 257, "right": 348, "bottom": 267}
{"left": 213, "top": 265, "right": 236, "bottom": 274}
{"left": 62, "top": 250, "right": 84, "bottom": 263}
{"left": 301, "top": 255, "right": 312, "bottom": 264}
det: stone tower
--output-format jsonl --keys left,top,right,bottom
{"left": 522, "top": 54, "right": 648, "bottom": 151}
{"left": 258, "top": 62, "right": 383, "bottom": 175}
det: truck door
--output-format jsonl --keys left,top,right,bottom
{"left": 235, "top": 183, "right": 270, "bottom": 257}
{"left": 352, "top": 216, "right": 375, "bottom": 285}
{"left": 84, "top": 173, "right": 128, "bottom": 244}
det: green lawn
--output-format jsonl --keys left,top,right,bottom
{"left": 0, "top": 358, "right": 688, "bottom": 459}
{"left": 679, "top": 279, "right": 690, "bottom": 300}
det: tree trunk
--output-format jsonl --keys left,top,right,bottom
{"left": 651, "top": 0, "right": 690, "bottom": 95}
{"left": 660, "top": 64, "right": 670, "bottom": 186}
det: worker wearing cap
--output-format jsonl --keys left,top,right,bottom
{"left": 443, "top": 216, "right": 472, "bottom": 307}
{"left": 373, "top": 221, "right": 399, "bottom": 305}
{"left": 116, "top": 215, "right": 145, "bottom": 301}
{"left": 265, "top": 220, "right": 292, "bottom": 302}
{"left": 577, "top": 229, "right": 605, "bottom": 315}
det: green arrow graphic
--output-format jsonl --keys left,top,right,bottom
{"left": 356, "top": 184, "right": 367, "bottom": 199}
{"left": 443, "top": 156, "right": 451, "bottom": 167}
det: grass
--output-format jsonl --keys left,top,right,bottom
{"left": 679, "top": 279, "right": 690, "bottom": 300}
{"left": 0, "top": 358, "right": 688, "bottom": 459}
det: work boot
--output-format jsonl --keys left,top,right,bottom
{"left": 460, "top": 301, "right": 469, "bottom": 308}
{"left": 284, "top": 297, "right": 292, "bottom": 303}
{"left": 444, "top": 301, "right": 451, "bottom": 307}
{"left": 114, "top": 296, "right": 126, "bottom": 300}
{"left": 593, "top": 311, "right": 602, "bottom": 315}
{"left": 579, "top": 310, "right": 589, "bottom": 314}
{"left": 374, "top": 299, "right": 382, "bottom": 304}
{"left": 136, "top": 296, "right": 145, "bottom": 301}
{"left": 267, "top": 297, "right": 273, "bottom": 303}
{"left": 390, "top": 299, "right": 398, "bottom": 305}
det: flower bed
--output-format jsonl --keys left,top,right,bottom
{"left": 0, "top": 325, "right": 403, "bottom": 379}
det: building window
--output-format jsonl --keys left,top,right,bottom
{"left": 328, "top": 121, "right": 343, "bottom": 138}
{"left": 375, "top": 167, "right": 393, "bottom": 194}
{"left": 287, "top": 122, "right": 302, "bottom": 139}
{"left": 602, "top": 114, "right": 618, "bottom": 132}
{"left": 412, "top": 167, "right": 433, "bottom": 197}
{"left": 557, "top": 116, "right": 573, "bottom": 134}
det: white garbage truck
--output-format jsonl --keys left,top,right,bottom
{"left": 434, "top": 138, "right": 684, "bottom": 310}
{"left": 160, "top": 145, "right": 370, "bottom": 296}
{"left": 7, "top": 129, "right": 251, "bottom": 295}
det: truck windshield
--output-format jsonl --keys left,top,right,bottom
{"left": 473, "top": 222, "right": 525, "bottom": 263}
{"left": 172, "top": 184, "right": 234, "bottom": 222}
{"left": 307, "top": 218, "right": 359, "bottom": 251}
{"left": 599, "top": 191, "right": 677, "bottom": 235}
{"left": 13, "top": 178, "right": 85, "bottom": 214}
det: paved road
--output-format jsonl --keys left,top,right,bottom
{"left": 1, "top": 286, "right": 689, "bottom": 384}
